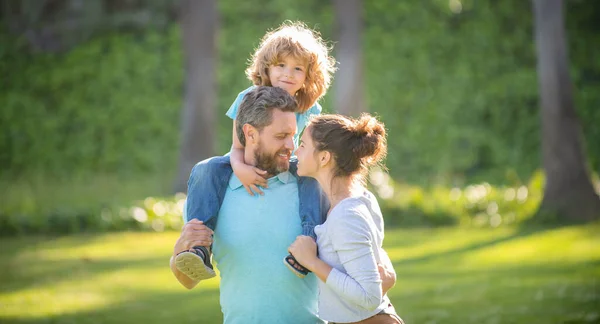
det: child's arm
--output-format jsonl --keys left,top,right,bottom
{"left": 231, "top": 120, "right": 268, "bottom": 195}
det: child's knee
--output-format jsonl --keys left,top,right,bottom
{"left": 188, "top": 155, "right": 232, "bottom": 188}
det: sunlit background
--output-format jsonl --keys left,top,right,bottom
{"left": 1, "top": 0, "right": 599, "bottom": 323}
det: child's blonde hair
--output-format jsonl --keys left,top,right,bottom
{"left": 246, "top": 21, "right": 336, "bottom": 113}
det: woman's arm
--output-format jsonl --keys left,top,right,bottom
{"left": 289, "top": 207, "right": 383, "bottom": 311}
{"left": 326, "top": 209, "right": 383, "bottom": 310}
{"left": 378, "top": 251, "right": 397, "bottom": 295}
{"left": 288, "top": 236, "right": 333, "bottom": 282}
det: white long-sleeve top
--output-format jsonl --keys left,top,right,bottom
{"left": 314, "top": 190, "right": 393, "bottom": 323}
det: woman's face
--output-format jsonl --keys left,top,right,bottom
{"left": 296, "top": 126, "right": 319, "bottom": 177}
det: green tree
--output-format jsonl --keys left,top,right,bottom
{"left": 174, "top": 0, "right": 219, "bottom": 193}
{"left": 533, "top": 0, "right": 600, "bottom": 221}
{"left": 333, "top": 0, "right": 365, "bottom": 116}
{"left": 0, "top": 0, "right": 173, "bottom": 52}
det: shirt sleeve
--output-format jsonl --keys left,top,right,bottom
{"left": 324, "top": 205, "right": 383, "bottom": 311}
{"left": 226, "top": 87, "right": 254, "bottom": 120}
{"left": 296, "top": 102, "right": 323, "bottom": 136}
{"left": 310, "top": 102, "right": 323, "bottom": 115}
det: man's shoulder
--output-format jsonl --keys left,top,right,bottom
{"left": 194, "top": 156, "right": 231, "bottom": 169}
{"left": 190, "top": 156, "right": 232, "bottom": 181}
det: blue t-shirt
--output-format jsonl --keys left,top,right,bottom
{"left": 212, "top": 171, "right": 323, "bottom": 324}
{"left": 226, "top": 86, "right": 322, "bottom": 149}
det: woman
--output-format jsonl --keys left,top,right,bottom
{"left": 288, "top": 113, "right": 403, "bottom": 324}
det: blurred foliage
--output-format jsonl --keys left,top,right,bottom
{"left": 0, "top": 169, "right": 554, "bottom": 235}
{"left": 0, "top": 173, "right": 179, "bottom": 235}
{"left": 0, "top": 192, "right": 186, "bottom": 236}
{"left": 364, "top": 0, "right": 541, "bottom": 184}
{"left": 365, "top": 0, "right": 599, "bottom": 184}
{"left": 0, "top": 27, "right": 182, "bottom": 177}
{"left": 1, "top": 0, "right": 598, "bottom": 182}
{"left": 0, "top": 0, "right": 599, "bottom": 234}
{"left": 371, "top": 167, "right": 545, "bottom": 228}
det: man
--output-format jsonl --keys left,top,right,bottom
{"left": 171, "top": 86, "right": 324, "bottom": 323}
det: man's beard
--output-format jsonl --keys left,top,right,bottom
{"left": 254, "top": 146, "right": 292, "bottom": 177}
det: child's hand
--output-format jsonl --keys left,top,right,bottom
{"left": 288, "top": 235, "right": 318, "bottom": 270}
{"left": 234, "top": 162, "right": 268, "bottom": 196}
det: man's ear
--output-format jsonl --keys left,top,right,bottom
{"left": 242, "top": 124, "right": 258, "bottom": 144}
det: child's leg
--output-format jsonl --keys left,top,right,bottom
{"left": 297, "top": 176, "right": 328, "bottom": 239}
{"left": 176, "top": 155, "right": 232, "bottom": 281}
{"left": 185, "top": 155, "right": 232, "bottom": 230}
{"left": 284, "top": 159, "right": 329, "bottom": 278}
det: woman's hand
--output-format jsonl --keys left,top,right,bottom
{"left": 288, "top": 235, "right": 318, "bottom": 271}
{"left": 233, "top": 162, "right": 268, "bottom": 196}
{"left": 173, "top": 219, "right": 214, "bottom": 256}
{"left": 378, "top": 261, "right": 397, "bottom": 296}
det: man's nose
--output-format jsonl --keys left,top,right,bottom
{"left": 285, "top": 137, "right": 294, "bottom": 151}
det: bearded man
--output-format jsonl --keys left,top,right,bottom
{"left": 170, "top": 86, "right": 325, "bottom": 323}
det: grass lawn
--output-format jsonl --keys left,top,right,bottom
{"left": 0, "top": 224, "right": 598, "bottom": 324}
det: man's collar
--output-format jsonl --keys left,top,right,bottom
{"left": 229, "top": 171, "right": 293, "bottom": 190}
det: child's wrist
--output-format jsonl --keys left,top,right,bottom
{"left": 230, "top": 159, "right": 242, "bottom": 172}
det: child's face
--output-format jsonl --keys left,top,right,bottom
{"left": 296, "top": 127, "right": 319, "bottom": 177}
{"left": 268, "top": 56, "right": 307, "bottom": 96}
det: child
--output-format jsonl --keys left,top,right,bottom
{"left": 175, "top": 21, "right": 337, "bottom": 281}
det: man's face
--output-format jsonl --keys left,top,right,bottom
{"left": 253, "top": 109, "right": 297, "bottom": 177}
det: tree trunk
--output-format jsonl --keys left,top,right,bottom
{"left": 333, "top": 0, "right": 365, "bottom": 116}
{"left": 533, "top": 0, "right": 600, "bottom": 221}
{"left": 174, "top": 0, "right": 218, "bottom": 193}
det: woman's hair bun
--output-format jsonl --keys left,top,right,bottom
{"left": 351, "top": 113, "right": 387, "bottom": 165}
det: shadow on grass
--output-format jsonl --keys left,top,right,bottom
{"left": 0, "top": 233, "right": 102, "bottom": 259}
{"left": 0, "top": 288, "right": 223, "bottom": 324}
{"left": 393, "top": 225, "right": 546, "bottom": 267}
{"left": 398, "top": 259, "right": 600, "bottom": 280}
{"left": 3, "top": 261, "right": 597, "bottom": 324}
{"left": 390, "top": 261, "right": 600, "bottom": 324}
{"left": 0, "top": 256, "right": 184, "bottom": 296}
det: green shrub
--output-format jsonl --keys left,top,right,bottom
{"left": 0, "top": 173, "right": 178, "bottom": 236}
{"left": 0, "top": 29, "right": 183, "bottom": 177}
{"left": 372, "top": 168, "right": 545, "bottom": 228}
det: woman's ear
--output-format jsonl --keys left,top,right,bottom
{"left": 319, "top": 151, "right": 331, "bottom": 168}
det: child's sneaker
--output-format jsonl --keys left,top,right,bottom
{"left": 175, "top": 246, "right": 216, "bottom": 281}
{"left": 284, "top": 254, "right": 310, "bottom": 278}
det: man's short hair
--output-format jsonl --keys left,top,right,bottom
{"left": 236, "top": 86, "right": 298, "bottom": 146}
